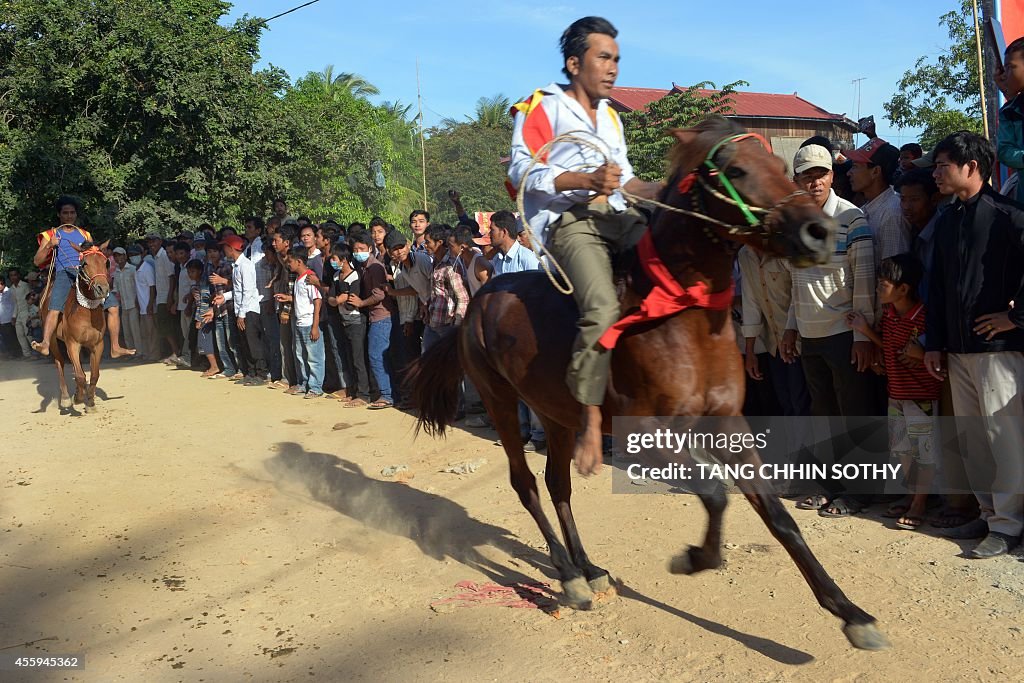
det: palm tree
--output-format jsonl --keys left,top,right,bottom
{"left": 440, "top": 94, "right": 512, "bottom": 130}
{"left": 472, "top": 94, "right": 512, "bottom": 128}
{"left": 316, "top": 65, "right": 381, "bottom": 101}
{"left": 334, "top": 70, "right": 380, "bottom": 98}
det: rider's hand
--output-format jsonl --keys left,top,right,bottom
{"left": 589, "top": 163, "right": 622, "bottom": 196}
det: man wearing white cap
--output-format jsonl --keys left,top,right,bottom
{"left": 780, "top": 144, "right": 879, "bottom": 517}
{"left": 112, "top": 247, "right": 141, "bottom": 353}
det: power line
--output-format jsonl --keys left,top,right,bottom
{"left": 256, "top": 0, "right": 322, "bottom": 29}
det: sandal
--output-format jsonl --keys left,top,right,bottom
{"left": 930, "top": 510, "right": 975, "bottom": 529}
{"left": 367, "top": 400, "right": 392, "bottom": 410}
{"left": 343, "top": 398, "right": 368, "bottom": 408}
{"left": 883, "top": 497, "right": 912, "bottom": 518}
{"left": 818, "top": 496, "right": 864, "bottom": 518}
{"left": 795, "top": 494, "right": 829, "bottom": 510}
{"left": 200, "top": 369, "right": 220, "bottom": 378}
{"left": 207, "top": 373, "right": 226, "bottom": 379}
{"left": 284, "top": 386, "right": 304, "bottom": 395}
{"left": 895, "top": 515, "right": 925, "bottom": 531}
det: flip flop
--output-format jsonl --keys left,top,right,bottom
{"left": 367, "top": 400, "right": 392, "bottom": 410}
{"left": 343, "top": 398, "right": 369, "bottom": 408}
{"left": 895, "top": 515, "right": 924, "bottom": 531}
{"left": 883, "top": 499, "right": 912, "bottom": 518}
{"left": 795, "top": 494, "right": 829, "bottom": 510}
{"left": 818, "top": 497, "right": 864, "bottom": 518}
{"left": 930, "top": 511, "right": 976, "bottom": 529}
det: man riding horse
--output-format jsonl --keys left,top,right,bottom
{"left": 507, "top": 16, "right": 663, "bottom": 475}
{"left": 31, "top": 196, "right": 134, "bottom": 359}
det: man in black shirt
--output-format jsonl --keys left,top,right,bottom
{"left": 924, "top": 131, "right": 1024, "bottom": 558}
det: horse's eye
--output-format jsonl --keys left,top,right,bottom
{"left": 725, "top": 167, "right": 746, "bottom": 180}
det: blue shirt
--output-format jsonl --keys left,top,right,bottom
{"left": 492, "top": 241, "right": 540, "bottom": 276}
{"left": 50, "top": 227, "right": 90, "bottom": 272}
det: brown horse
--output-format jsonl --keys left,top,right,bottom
{"left": 408, "top": 117, "right": 889, "bottom": 650}
{"left": 38, "top": 241, "right": 111, "bottom": 413}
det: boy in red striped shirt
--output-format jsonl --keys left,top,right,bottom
{"left": 848, "top": 254, "right": 941, "bottom": 530}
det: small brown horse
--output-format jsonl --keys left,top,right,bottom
{"left": 38, "top": 241, "right": 111, "bottom": 413}
{"left": 408, "top": 117, "right": 889, "bottom": 650}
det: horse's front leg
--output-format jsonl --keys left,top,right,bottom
{"left": 85, "top": 340, "right": 103, "bottom": 411}
{"left": 729, "top": 442, "right": 890, "bottom": 651}
{"left": 65, "top": 340, "right": 87, "bottom": 406}
{"left": 53, "top": 343, "right": 72, "bottom": 411}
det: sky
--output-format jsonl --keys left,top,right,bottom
{"left": 222, "top": 0, "right": 964, "bottom": 147}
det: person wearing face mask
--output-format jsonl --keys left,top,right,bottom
{"left": 113, "top": 246, "right": 142, "bottom": 354}
{"left": 329, "top": 242, "right": 371, "bottom": 407}
{"left": 345, "top": 230, "right": 396, "bottom": 409}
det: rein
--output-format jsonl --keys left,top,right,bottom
{"left": 516, "top": 131, "right": 807, "bottom": 295}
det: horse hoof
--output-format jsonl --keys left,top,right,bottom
{"left": 669, "top": 546, "right": 721, "bottom": 575}
{"left": 561, "top": 576, "right": 594, "bottom": 610}
{"left": 843, "top": 622, "right": 891, "bottom": 651}
{"left": 668, "top": 553, "right": 694, "bottom": 575}
{"left": 58, "top": 398, "right": 73, "bottom": 410}
{"left": 84, "top": 404, "right": 96, "bottom": 414}
{"left": 588, "top": 573, "right": 613, "bottom": 594}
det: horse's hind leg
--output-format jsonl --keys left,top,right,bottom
{"left": 669, "top": 481, "right": 727, "bottom": 575}
{"left": 542, "top": 420, "right": 613, "bottom": 595}
{"left": 732, "top": 446, "right": 889, "bottom": 650}
{"left": 473, "top": 372, "right": 593, "bottom": 609}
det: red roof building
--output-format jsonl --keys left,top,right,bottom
{"left": 609, "top": 85, "right": 858, "bottom": 172}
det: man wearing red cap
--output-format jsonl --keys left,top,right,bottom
{"left": 844, "top": 138, "right": 910, "bottom": 272}
{"left": 215, "top": 235, "right": 268, "bottom": 385}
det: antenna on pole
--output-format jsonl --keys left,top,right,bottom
{"left": 851, "top": 77, "right": 866, "bottom": 142}
{"left": 416, "top": 59, "right": 428, "bottom": 211}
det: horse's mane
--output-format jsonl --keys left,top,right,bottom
{"left": 668, "top": 115, "right": 747, "bottom": 175}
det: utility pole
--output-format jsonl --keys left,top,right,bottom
{"left": 416, "top": 59, "right": 428, "bottom": 211}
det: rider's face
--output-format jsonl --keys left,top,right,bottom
{"left": 567, "top": 32, "right": 619, "bottom": 101}
{"left": 58, "top": 205, "right": 78, "bottom": 226}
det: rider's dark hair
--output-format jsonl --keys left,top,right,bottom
{"left": 560, "top": 17, "right": 618, "bottom": 79}
{"left": 54, "top": 195, "right": 82, "bottom": 215}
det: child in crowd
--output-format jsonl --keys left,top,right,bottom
{"left": 328, "top": 242, "right": 372, "bottom": 407}
{"left": 848, "top": 254, "right": 942, "bottom": 531}
{"left": 275, "top": 246, "right": 324, "bottom": 398}
{"left": 188, "top": 259, "right": 221, "bottom": 378}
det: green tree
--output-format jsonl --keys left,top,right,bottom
{"left": 883, "top": 0, "right": 981, "bottom": 147}
{"left": 623, "top": 81, "right": 746, "bottom": 180}
{"left": 279, "top": 73, "right": 399, "bottom": 223}
{"left": 443, "top": 94, "right": 513, "bottom": 129}
{"left": 0, "top": 0, "right": 291, "bottom": 266}
{"left": 423, "top": 120, "right": 514, "bottom": 221}
{"left": 309, "top": 65, "right": 381, "bottom": 102}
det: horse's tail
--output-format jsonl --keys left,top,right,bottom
{"left": 406, "top": 327, "right": 464, "bottom": 438}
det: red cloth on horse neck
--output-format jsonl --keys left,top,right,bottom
{"left": 598, "top": 231, "right": 734, "bottom": 349}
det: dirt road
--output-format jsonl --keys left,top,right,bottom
{"left": 1, "top": 360, "right": 1021, "bottom": 681}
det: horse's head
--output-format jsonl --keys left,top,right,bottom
{"left": 662, "top": 117, "right": 834, "bottom": 267}
{"left": 72, "top": 240, "right": 111, "bottom": 300}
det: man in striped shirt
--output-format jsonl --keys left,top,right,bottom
{"left": 780, "top": 145, "right": 878, "bottom": 516}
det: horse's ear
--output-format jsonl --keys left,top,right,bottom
{"left": 68, "top": 241, "right": 84, "bottom": 252}
{"left": 99, "top": 239, "right": 110, "bottom": 251}
{"left": 670, "top": 128, "right": 700, "bottom": 146}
